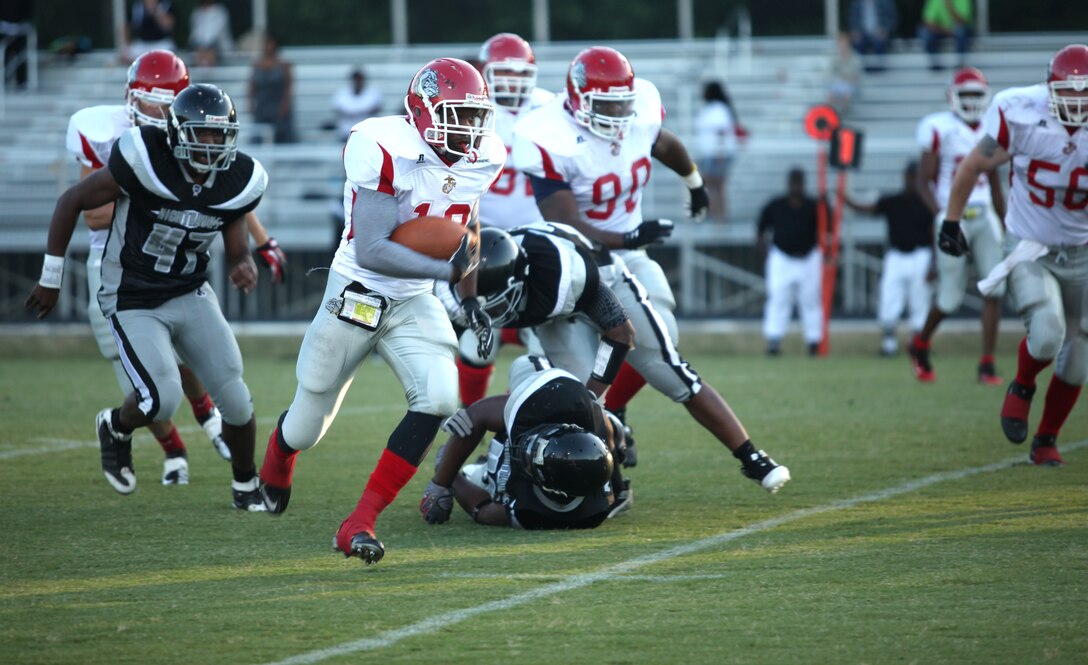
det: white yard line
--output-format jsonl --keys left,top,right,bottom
{"left": 263, "top": 439, "right": 1088, "bottom": 665}
{"left": 441, "top": 572, "right": 733, "bottom": 582}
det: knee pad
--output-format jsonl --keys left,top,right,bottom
{"left": 1026, "top": 309, "right": 1066, "bottom": 361}
{"left": 1055, "top": 328, "right": 1088, "bottom": 386}
{"left": 413, "top": 358, "right": 458, "bottom": 417}
{"left": 149, "top": 376, "right": 184, "bottom": 423}
{"left": 216, "top": 377, "right": 254, "bottom": 426}
{"left": 280, "top": 405, "right": 323, "bottom": 452}
{"left": 459, "top": 328, "right": 501, "bottom": 366}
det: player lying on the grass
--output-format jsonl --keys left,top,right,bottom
{"left": 446, "top": 224, "right": 792, "bottom": 493}
{"left": 937, "top": 44, "right": 1088, "bottom": 467}
{"left": 25, "top": 84, "right": 268, "bottom": 510}
{"left": 421, "top": 355, "right": 631, "bottom": 529}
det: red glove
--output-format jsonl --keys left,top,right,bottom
{"left": 256, "top": 238, "right": 287, "bottom": 284}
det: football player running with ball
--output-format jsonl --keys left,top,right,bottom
{"left": 257, "top": 59, "right": 505, "bottom": 565}
{"left": 26, "top": 84, "right": 269, "bottom": 509}
{"left": 938, "top": 45, "right": 1088, "bottom": 466}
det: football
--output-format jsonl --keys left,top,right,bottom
{"left": 390, "top": 215, "right": 474, "bottom": 260}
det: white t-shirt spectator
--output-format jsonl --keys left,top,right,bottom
{"left": 694, "top": 100, "right": 737, "bottom": 160}
{"left": 331, "top": 83, "right": 382, "bottom": 139}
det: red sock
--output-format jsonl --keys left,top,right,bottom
{"left": 259, "top": 427, "right": 297, "bottom": 488}
{"left": 1015, "top": 337, "right": 1052, "bottom": 388}
{"left": 189, "top": 393, "right": 215, "bottom": 421}
{"left": 339, "top": 449, "right": 418, "bottom": 546}
{"left": 500, "top": 328, "right": 522, "bottom": 346}
{"left": 979, "top": 354, "right": 994, "bottom": 365}
{"left": 604, "top": 362, "right": 647, "bottom": 412}
{"left": 912, "top": 333, "right": 931, "bottom": 350}
{"left": 155, "top": 426, "right": 187, "bottom": 457}
{"left": 1037, "top": 375, "right": 1082, "bottom": 438}
{"left": 457, "top": 357, "right": 494, "bottom": 407}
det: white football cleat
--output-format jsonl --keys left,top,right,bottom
{"left": 200, "top": 408, "right": 232, "bottom": 461}
{"left": 162, "top": 456, "right": 190, "bottom": 485}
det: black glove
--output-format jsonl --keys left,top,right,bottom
{"left": 461, "top": 297, "right": 495, "bottom": 359}
{"left": 622, "top": 219, "right": 674, "bottom": 249}
{"left": 688, "top": 185, "right": 709, "bottom": 222}
{"left": 937, "top": 220, "right": 968, "bottom": 257}
{"left": 419, "top": 480, "right": 454, "bottom": 525}
{"left": 256, "top": 238, "right": 287, "bottom": 284}
{"left": 448, "top": 234, "right": 478, "bottom": 284}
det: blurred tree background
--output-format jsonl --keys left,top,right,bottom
{"left": 28, "top": 0, "right": 1088, "bottom": 52}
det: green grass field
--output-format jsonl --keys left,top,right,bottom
{"left": 1, "top": 335, "right": 1086, "bottom": 665}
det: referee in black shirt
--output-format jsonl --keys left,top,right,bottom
{"left": 757, "top": 168, "right": 824, "bottom": 356}
{"left": 844, "top": 161, "right": 935, "bottom": 356}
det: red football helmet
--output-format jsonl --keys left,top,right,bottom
{"left": 478, "top": 33, "right": 537, "bottom": 111}
{"left": 126, "top": 49, "right": 190, "bottom": 128}
{"left": 948, "top": 67, "right": 990, "bottom": 124}
{"left": 566, "top": 47, "right": 637, "bottom": 141}
{"left": 404, "top": 57, "right": 495, "bottom": 160}
{"left": 1047, "top": 44, "right": 1088, "bottom": 127}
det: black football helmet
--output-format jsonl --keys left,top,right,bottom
{"left": 510, "top": 423, "right": 613, "bottom": 497}
{"left": 167, "top": 83, "right": 239, "bottom": 173}
{"left": 476, "top": 228, "right": 529, "bottom": 326}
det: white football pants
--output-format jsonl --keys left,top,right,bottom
{"left": 763, "top": 247, "right": 823, "bottom": 344}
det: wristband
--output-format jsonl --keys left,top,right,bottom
{"left": 682, "top": 168, "right": 704, "bottom": 189}
{"left": 590, "top": 335, "right": 630, "bottom": 386}
{"left": 40, "top": 254, "right": 64, "bottom": 289}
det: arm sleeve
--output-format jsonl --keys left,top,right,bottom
{"left": 582, "top": 282, "right": 629, "bottom": 332}
{"left": 350, "top": 186, "right": 455, "bottom": 279}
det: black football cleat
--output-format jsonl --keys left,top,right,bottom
{"left": 260, "top": 482, "right": 291, "bottom": 514}
{"left": 613, "top": 408, "right": 638, "bottom": 468}
{"left": 1000, "top": 381, "right": 1035, "bottom": 444}
{"left": 232, "top": 478, "right": 268, "bottom": 512}
{"left": 97, "top": 408, "right": 136, "bottom": 494}
{"left": 1029, "top": 434, "right": 1065, "bottom": 467}
{"left": 334, "top": 530, "right": 385, "bottom": 565}
{"left": 739, "top": 449, "right": 791, "bottom": 494}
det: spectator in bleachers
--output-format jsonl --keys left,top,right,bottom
{"left": 121, "top": 0, "right": 176, "bottom": 64}
{"left": 693, "top": 81, "right": 740, "bottom": 221}
{"left": 188, "top": 0, "right": 232, "bottom": 68}
{"left": 329, "top": 68, "right": 383, "bottom": 141}
{"left": 848, "top": 0, "right": 896, "bottom": 72}
{"left": 248, "top": 34, "right": 295, "bottom": 144}
{"left": 918, "top": 0, "right": 973, "bottom": 70}
{"left": 0, "top": 0, "right": 33, "bottom": 89}
{"left": 828, "top": 33, "right": 862, "bottom": 114}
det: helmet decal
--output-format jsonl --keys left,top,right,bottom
{"left": 571, "top": 61, "right": 587, "bottom": 90}
{"left": 418, "top": 69, "right": 440, "bottom": 99}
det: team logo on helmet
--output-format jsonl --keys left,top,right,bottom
{"left": 442, "top": 176, "right": 457, "bottom": 193}
{"left": 570, "top": 61, "right": 587, "bottom": 89}
{"left": 418, "top": 69, "right": 440, "bottom": 98}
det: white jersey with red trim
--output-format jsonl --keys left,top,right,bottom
{"left": 512, "top": 78, "right": 664, "bottom": 235}
{"left": 984, "top": 84, "right": 1088, "bottom": 247}
{"left": 332, "top": 115, "right": 506, "bottom": 300}
{"left": 65, "top": 105, "right": 131, "bottom": 250}
{"left": 479, "top": 87, "right": 555, "bottom": 230}
{"left": 915, "top": 110, "right": 991, "bottom": 208}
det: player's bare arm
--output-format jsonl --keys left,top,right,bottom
{"left": 78, "top": 164, "right": 115, "bottom": 230}
{"left": 450, "top": 475, "right": 509, "bottom": 526}
{"left": 352, "top": 186, "right": 462, "bottom": 281}
{"left": 986, "top": 168, "right": 1007, "bottom": 222}
{"left": 223, "top": 215, "right": 257, "bottom": 294}
{"left": 432, "top": 395, "right": 506, "bottom": 488}
{"left": 25, "top": 168, "right": 122, "bottom": 319}
{"left": 651, "top": 128, "right": 708, "bottom": 220}
{"left": 917, "top": 149, "right": 942, "bottom": 215}
{"left": 945, "top": 136, "right": 1011, "bottom": 224}
{"left": 842, "top": 193, "right": 879, "bottom": 216}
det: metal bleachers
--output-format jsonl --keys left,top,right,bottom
{"left": 0, "top": 33, "right": 1081, "bottom": 322}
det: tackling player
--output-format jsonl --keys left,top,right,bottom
{"left": 257, "top": 58, "right": 504, "bottom": 565}
{"left": 420, "top": 355, "right": 631, "bottom": 530}
{"left": 454, "top": 224, "right": 791, "bottom": 493}
{"left": 26, "top": 84, "right": 269, "bottom": 508}
{"left": 910, "top": 67, "right": 1007, "bottom": 384}
{"left": 937, "top": 44, "right": 1088, "bottom": 466}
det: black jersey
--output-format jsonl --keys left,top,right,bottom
{"left": 506, "top": 223, "right": 601, "bottom": 328}
{"left": 482, "top": 367, "right": 612, "bottom": 530}
{"left": 99, "top": 125, "right": 267, "bottom": 315}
